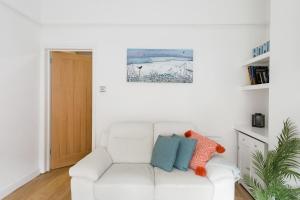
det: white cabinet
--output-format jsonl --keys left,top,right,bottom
{"left": 237, "top": 131, "right": 268, "bottom": 189}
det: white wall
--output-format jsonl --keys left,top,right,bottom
{"left": 269, "top": 0, "right": 300, "bottom": 186}
{"left": 0, "top": 0, "right": 270, "bottom": 195}
{"left": 0, "top": 0, "right": 41, "bottom": 22}
{"left": 41, "top": 24, "right": 267, "bottom": 165}
{"left": 41, "top": 0, "right": 270, "bottom": 25}
{"left": 269, "top": 0, "right": 300, "bottom": 147}
{"left": 0, "top": 3, "right": 41, "bottom": 198}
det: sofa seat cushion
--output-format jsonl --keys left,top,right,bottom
{"left": 94, "top": 164, "right": 154, "bottom": 200}
{"left": 154, "top": 167, "right": 214, "bottom": 200}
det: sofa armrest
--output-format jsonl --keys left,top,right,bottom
{"left": 69, "top": 147, "right": 112, "bottom": 181}
{"left": 207, "top": 165, "right": 236, "bottom": 200}
{"left": 206, "top": 155, "right": 240, "bottom": 182}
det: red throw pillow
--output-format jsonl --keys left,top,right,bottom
{"left": 185, "top": 130, "right": 225, "bottom": 176}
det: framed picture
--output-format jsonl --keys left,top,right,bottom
{"left": 127, "top": 48, "right": 193, "bottom": 83}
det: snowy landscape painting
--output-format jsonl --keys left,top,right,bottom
{"left": 127, "top": 48, "right": 193, "bottom": 83}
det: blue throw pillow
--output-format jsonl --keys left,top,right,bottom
{"left": 151, "top": 135, "right": 180, "bottom": 172}
{"left": 173, "top": 134, "right": 197, "bottom": 171}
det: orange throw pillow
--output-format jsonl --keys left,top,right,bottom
{"left": 185, "top": 130, "right": 225, "bottom": 176}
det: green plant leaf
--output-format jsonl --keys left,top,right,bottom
{"left": 243, "top": 119, "right": 300, "bottom": 200}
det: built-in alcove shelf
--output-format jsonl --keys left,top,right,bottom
{"left": 237, "top": 45, "right": 270, "bottom": 200}
{"left": 242, "top": 52, "right": 270, "bottom": 67}
{"left": 236, "top": 51, "right": 270, "bottom": 144}
{"left": 234, "top": 124, "right": 268, "bottom": 143}
{"left": 240, "top": 52, "right": 270, "bottom": 91}
{"left": 240, "top": 83, "right": 270, "bottom": 91}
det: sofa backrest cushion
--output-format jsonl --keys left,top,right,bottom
{"left": 107, "top": 122, "right": 153, "bottom": 163}
{"left": 153, "top": 122, "right": 197, "bottom": 143}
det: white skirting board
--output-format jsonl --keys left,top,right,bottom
{"left": 0, "top": 170, "right": 40, "bottom": 199}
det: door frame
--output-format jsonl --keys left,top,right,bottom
{"left": 40, "top": 46, "right": 97, "bottom": 173}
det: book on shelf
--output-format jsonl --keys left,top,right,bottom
{"left": 247, "top": 66, "right": 269, "bottom": 85}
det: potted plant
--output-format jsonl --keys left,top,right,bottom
{"left": 244, "top": 119, "right": 300, "bottom": 200}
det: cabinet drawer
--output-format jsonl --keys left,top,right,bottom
{"left": 238, "top": 132, "right": 266, "bottom": 154}
{"left": 251, "top": 138, "right": 265, "bottom": 154}
{"left": 238, "top": 133, "right": 250, "bottom": 144}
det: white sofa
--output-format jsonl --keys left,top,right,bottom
{"left": 69, "top": 122, "right": 238, "bottom": 200}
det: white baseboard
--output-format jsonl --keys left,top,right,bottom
{"left": 0, "top": 170, "right": 40, "bottom": 199}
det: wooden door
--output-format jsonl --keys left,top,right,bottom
{"left": 51, "top": 51, "right": 92, "bottom": 169}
